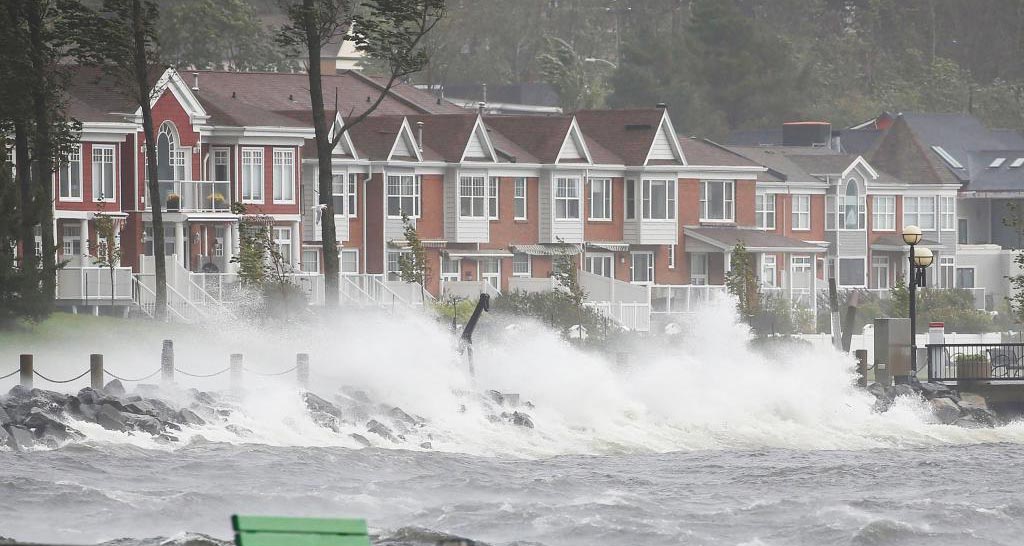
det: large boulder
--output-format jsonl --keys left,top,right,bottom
{"left": 95, "top": 403, "right": 128, "bottom": 431}
{"left": 958, "top": 393, "right": 989, "bottom": 412}
{"left": 929, "top": 397, "right": 961, "bottom": 425}
{"left": 349, "top": 433, "right": 371, "bottom": 447}
{"left": 962, "top": 407, "right": 1000, "bottom": 428}
{"left": 0, "top": 425, "right": 11, "bottom": 450}
{"left": 366, "top": 419, "right": 398, "bottom": 443}
{"left": 176, "top": 408, "right": 206, "bottom": 426}
{"left": 126, "top": 415, "right": 163, "bottom": 435}
{"left": 0, "top": 406, "right": 10, "bottom": 426}
{"left": 510, "top": 411, "right": 534, "bottom": 429}
{"left": 303, "top": 392, "right": 343, "bottom": 418}
{"left": 918, "top": 382, "right": 952, "bottom": 399}
{"left": 124, "top": 400, "right": 158, "bottom": 416}
{"left": 102, "top": 379, "right": 126, "bottom": 397}
{"left": 4, "top": 425, "right": 34, "bottom": 451}
{"left": 891, "top": 384, "right": 916, "bottom": 399}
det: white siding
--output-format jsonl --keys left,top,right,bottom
{"left": 837, "top": 230, "right": 867, "bottom": 256}
{"left": 443, "top": 171, "right": 457, "bottom": 240}
{"left": 539, "top": 174, "right": 552, "bottom": 242}
{"left": 456, "top": 217, "right": 489, "bottom": 243}
{"left": 623, "top": 218, "right": 639, "bottom": 243}
{"left": 463, "top": 127, "right": 490, "bottom": 160}
{"left": 638, "top": 221, "right": 677, "bottom": 244}
{"left": 301, "top": 167, "right": 322, "bottom": 242}
{"left": 647, "top": 122, "right": 679, "bottom": 163}
{"left": 557, "top": 133, "right": 585, "bottom": 162}
{"left": 391, "top": 133, "right": 416, "bottom": 158}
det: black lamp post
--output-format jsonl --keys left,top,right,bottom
{"left": 902, "top": 225, "right": 933, "bottom": 382}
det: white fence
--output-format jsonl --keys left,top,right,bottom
{"left": 651, "top": 284, "right": 727, "bottom": 314}
{"left": 56, "top": 267, "right": 134, "bottom": 302}
{"left": 508, "top": 276, "right": 561, "bottom": 294}
{"left": 441, "top": 280, "right": 502, "bottom": 300}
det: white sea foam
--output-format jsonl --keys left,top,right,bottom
{"left": 9, "top": 299, "right": 1024, "bottom": 456}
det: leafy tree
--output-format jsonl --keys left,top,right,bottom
{"left": 158, "top": 0, "right": 295, "bottom": 71}
{"left": 724, "top": 242, "right": 761, "bottom": 325}
{"left": 277, "top": 0, "right": 445, "bottom": 308}
{"left": 396, "top": 212, "right": 429, "bottom": 299}
{"left": 89, "top": 208, "right": 124, "bottom": 310}
{"left": 73, "top": 0, "right": 169, "bottom": 320}
{"left": 537, "top": 37, "right": 605, "bottom": 111}
{"left": 232, "top": 203, "right": 306, "bottom": 319}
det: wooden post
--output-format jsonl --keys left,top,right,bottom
{"left": 90, "top": 354, "right": 104, "bottom": 390}
{"left": 296, "top": 353, "right": 309, "bottom": 390}
{"left": 855, "top": 349, "right": 868, "bottom": 388}
{"left": 161, "top": 339, "right": 175, "bottom": 384}
{"left": 19, "top": 354, "right": 33, "bottom": 389}
{"left": 230, "top": 354, "right": 243, "bottom": 393}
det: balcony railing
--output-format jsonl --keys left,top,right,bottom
{"left": 148, "top": 180, "right": 231, "bottom": 213}
{"left": 651, "top": 284, "right": 726, "bottom": 314}
{"left": 927, "top": 343, "right": 1024, "bottom": 382}
{"left": 56, "top": 267, "right": 134, "bottom": 301}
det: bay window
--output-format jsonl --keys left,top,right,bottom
{"left": 554, "top": 177, "right": 581, "bottom": 219}
{"left": 700, "top": 180, "right": 734, "bottom": 221}
{"left": 459, "top": 176, "right": 486, "bottom": 218}
{"left": 387, "top": 174, "right": 420, "bottom": 217}
{"left": 643, "top": 179, "right": 676, "bottom": 220}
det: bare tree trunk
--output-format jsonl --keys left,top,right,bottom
{"left": 302, "top": 0, "right": 340, "bottom": 308}
{"left": 14, "top": 119, "right": 34, "bottom": 273}
{"left": 132, "top": 0, "right": 166, "bottom": 320}
{"left": 26, "top": 1, "right": 55, "bottom": 309}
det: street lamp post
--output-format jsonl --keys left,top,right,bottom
{"left": 902, "top": 225, "right": 933, "bottom": 383}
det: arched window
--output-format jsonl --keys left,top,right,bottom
{"left": 844, "top": 179, "right": 858, "bottom": 229}
{"left": 157, "top": 121, "right": 185, "bottom": 180}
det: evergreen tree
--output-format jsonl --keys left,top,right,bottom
{"left": 724, "top": 243, "right": 761, "bottom": 325}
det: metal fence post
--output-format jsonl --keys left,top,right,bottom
{"left": 19, "top": 354, "right": 33, "bottom": 389}
{"left": 161, "top": 339, "right": 175, "bottom": 384}
{"left": 90, "top": 354, "right": 104, "bottom": 390}
{"left": 230, "top": 353, "right": 243, "bottom": 393}
{"left": 296, "top": 353, "right": 309, "bottom": 390}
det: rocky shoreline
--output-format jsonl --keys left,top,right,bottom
{"left": 0, "top": 381, "right": 534, "bottom": 452}
{"left": 867, "top": 380, "right": 1002, "bottom": 428}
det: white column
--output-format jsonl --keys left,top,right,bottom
{"left": 230, "top": 223, "right": 240, "bottom": 274}
{"left": 79, "top": 218, "right": 89, "bottom": 265}
{"left": 223, "top": 222, "right": 235, "bottom": 273}
{"left": 291, "top": 221, "right": 301, "bottom": 269}
{"left": 174, "top": 221, "right": 185, "bottom": 267}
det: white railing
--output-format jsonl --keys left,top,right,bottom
{"left": 585, "top": 301, "right": 652, "bottom": 332}
{"left": 508, "top": 276, "right": 562, "bottom": 294}
{"left": 189, "top": 272, "right": 240, "bottom": 303}
{"left": 56, "top": 267, "right": 134, "bottom": 301}
{"left": 148, "top": 180, "right": 232, "bottom": 213}
{"left": 441, "top": 280, "right": 502, "bottom": 300}
{"left": 763, "top": 287, "right": 814, "bottom": 309}
{"left": 650, "top": 284, "right": 727, "bottom": 314}
{"left": 578, "top": 270, "right": 650, "bottom": 304}
{"left": 130, "top": 276, "right": 191, "bottom": 322}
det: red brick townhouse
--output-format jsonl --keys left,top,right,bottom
{"left": 49, "top": 66, "right": 848, "bottom": 325}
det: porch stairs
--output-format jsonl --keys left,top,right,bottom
{"left": 578, "top": 270, "right": 652, "bottom": 332}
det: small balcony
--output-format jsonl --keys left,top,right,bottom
{"left": 148, "top": 180, "right": 232, "bottom": 213}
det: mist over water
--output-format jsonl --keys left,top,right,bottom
{"left": 6, "top": 302, "right": 1024, "bottom": 545}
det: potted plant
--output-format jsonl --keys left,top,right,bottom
{"left": 206, "top": 192, "right": 226, "bottom": 209}
{"left": 955, "top": 353, "right": 991, "bottom": 381}
{"left": 166, "top": 193, "right": 181, "bottom": 211}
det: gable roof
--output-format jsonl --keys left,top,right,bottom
{"left": 866, "top": 115, "right": 960, "bottom": 186}
{"left": 574, "top": 108, "right": 674, "bottom": 166}
{"left": 347, "top": 116, "right": 438, "bottom": 161}
{"left": 482, "top": 115, "right": 574, "bottom": 164}
{"left": 678, "top": 137, "right": 760, "bottom": 167}
{"left": 65, "top": 65, "right": 154, "bottom": 123}
{"left": 964, "top": 150, "right": 1024, "bottom": 192}
{"left": 405, "top": 114, "right": 484, "bottom": 163}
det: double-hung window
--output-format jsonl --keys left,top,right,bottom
{"left": 272, "top": 149, "right": 295, "bottom": 203}
{"left": 761, "top": 254, "right": 777, "bottom": 288}
{"left": 459, "top": 176, "right": 486, "bottom": 218}
{"left": 700, "top": 180, "right": 734, "bottom": 221}
{"left": 331, "top": 175, "right": 347, "bottom": 215}
{"left": 386, "top": 249, "right": 408, "bottom": 281}
{"left": 60, "top": 145, "right": 82, "bottom": 201}
{"left": 792, "top": 194, "right": 810, "bottom": 230}
{"left": 643, "top": 179, "right": 676, "bottom": 220}
{"left": 512, "top": 252, "right": 531, "bottom": 276}
{"left": 872, "top": 195, "right": 896, "bottom": 231}
{"left": 872, "top": 256, "right": 890, "bottom": 289}
{"left": 91, "top": 145, "right": 115, "bottom": 201}
{"left": 755, "top": 191, "right": 775, "bottom": 229}
{"left": 939, "top": 196, "right": 956, "bottom": 230}
{"left": 625, "top": 180, "right": 636, "bottom": 219}
{"left": 589, "top": 178, "right": 612, "bottom": 220}
{"left": 939, "top": 256, "right": 955, "bottom": 289}
{"left": 273, "top": 227, "right": 292, "bottom": 265}
{"left": 241, "top": 148, "right": 264, "bottom": 202}
{"left": 387, "top": 174, "right": 420, "bottom": 217}
{"left": 513, "top": 178, "right": 527, "bottom": 220}
{"left": 904, "top": 196, "right": 935, "bottom": 230}
{"left": 301, "top": 249, "right": 320, "bottom": 273}
{"left": 554, "top": 177, "right": 581, "bottom": 219}
{"left": 340, "top": 249, "right": 359, "bottom": 274}
{"left": 347, "top": 174, "right": 359, "bottom": 217}
{"left": 488, "top": 177, "right": 499, "bottom": 219}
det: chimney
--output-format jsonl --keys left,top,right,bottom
{"left": 478, "top": 101, "right": 486, "bottom": 114}
{"left": 416, "top": 121, "right": 424, "bottom": 153}
{"left": 482, "top": 83, "right": 487, "bottom": 103}
{"left": 192, "top": 72, "right": 199, "bottom": 91}
{"left": 656, "top": 102, "right": 667, "bottom": 109}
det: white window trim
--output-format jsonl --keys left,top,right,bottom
{"left": 630, "top": 251, "right": 655, "bottom": 284}
{"left": 301, "top": 247, "right": 320, "bottom": 273}
{"left": 513, "top": 178, "right": 528, "bottom": 221}
{"left": 554, "top": 176, "right": 582, "bottom": 221}
{"left": 872, "top": 255, "right": 890, "bottom": 289}
{"left": 642, "top": 179, "right": 676, "bottom": 221}
{"left": 459, "top": 175, "right": 487, "bottom": 219}
{"left": 585, "top": 252, "right": 614, "bottom": 278}
{"left": 387, "top": 174, "right": 420, "bottom": 218}
{"left": 488, "top": 177, "right": 499, "bottom": 220}
{"left": 872, "top": 195, "right": 897, "bottom": 232}
{"left": 59, "top": 145, "right": 84, "bottom": 202}
{"left": 939, "top": 195, "right": 956, "bottom": 231}
{"left": 272, "top": 148, "right": 296, "bottom": 204}
{"left": 700, "top": 180, "right": 735, "bottom": 223}
{"left": 761, "top": 254, "right": 777, "bottom": 288}
{"left": 837, "top": 256, "right": 868, "bottom": 288}
{"left": 588, "top": 178, "right": 612, "bottom": 221}
{"left": 348, "top": 173, "right": 359, "bottom": 219}
{"left": 211, "top": 147, "right": 230, "bottom": 181}
{"left": 512, "top": 252, "right": 532, "bottom": 277}
{"left": 91, "top": 144, "right": 117, "bottom": 202}
{"left": 241, "top": 147, "right": 264, "bottom": 204}
{"left": 792, "top": 194, "right": 811, "bottom": 231}
{"left": 955, "top": 266, "right": 976, "bottom": 289}
{"left": 755, "top": 191, "right": 775, "bottom": 230}
{"left": 903, "top": 195, "right": 936, "bottom": 231}
{"left": 339, "top": 248, "right": 360, "bottom": 275}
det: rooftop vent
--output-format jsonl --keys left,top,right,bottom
{"left": 192, "top": 73, "right": 199, "bottom": 91}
